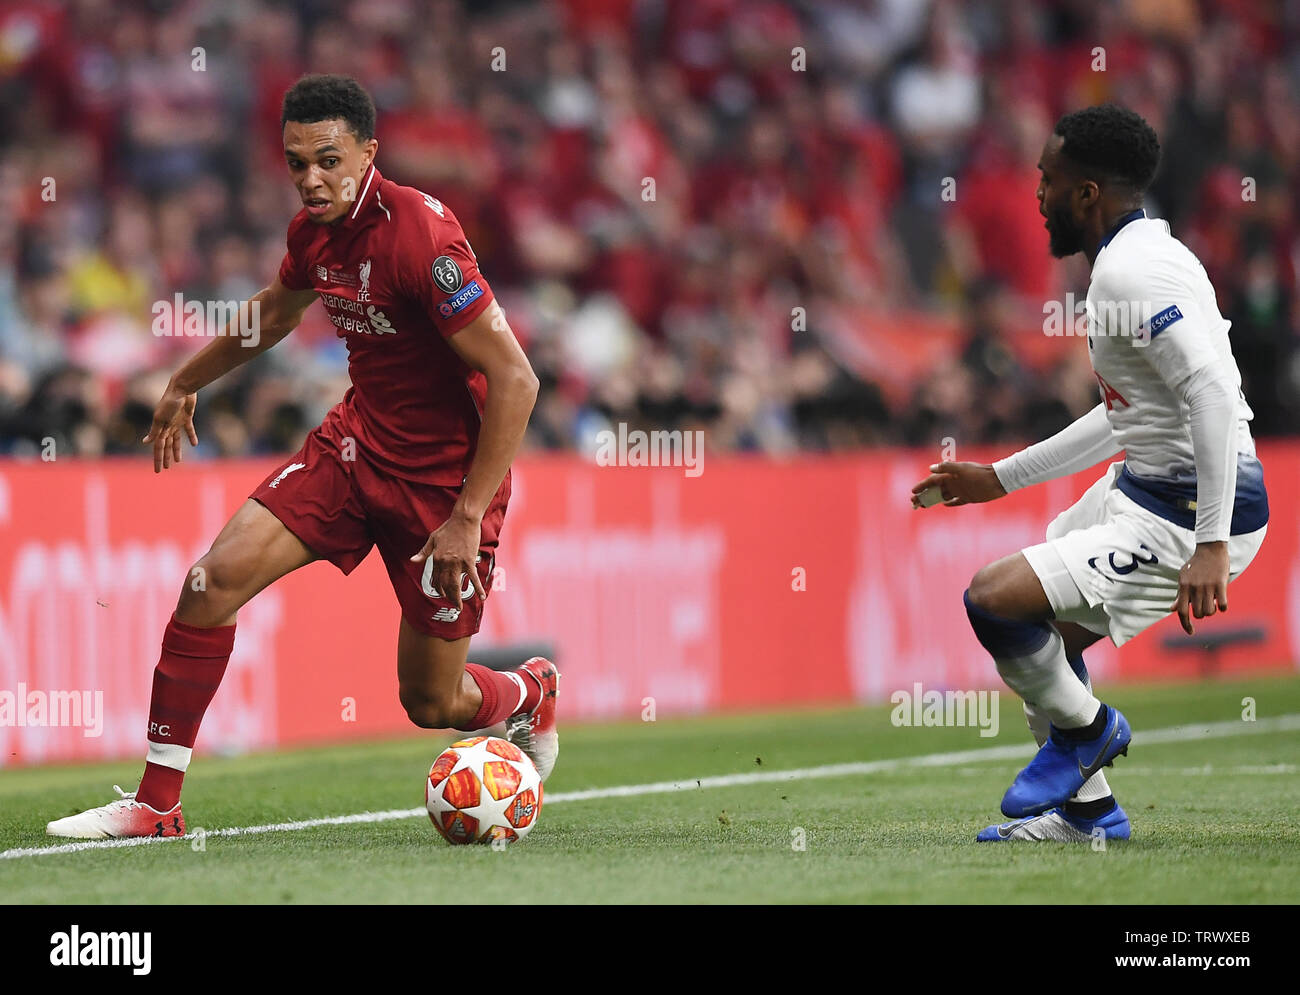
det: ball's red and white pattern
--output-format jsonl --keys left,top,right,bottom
{"left": 426, "top": 736, "right": 544, "bottom": 845}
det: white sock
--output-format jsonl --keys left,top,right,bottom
{"left": 995, "top": 625, "right": 1100, "bottom": 729}
{"left": 503, "top": 672, "right": 527, "bottom": 715}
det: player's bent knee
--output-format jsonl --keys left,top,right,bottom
{"left": 195, "top": 547, "right": 263, "bottom": 596}
{"left": 403, "top": 705, "right": 444, "bottom": 730}
{"left": 176, "top": 551, "right": 255, "bottom": 624}
{"left": 966, "top": 555, "right": 1048, "bottom": 622}
{"left": 966, "top": 563, "right": 1005, "bottom": 615}
{"left": 400, "top": 690, "right": 458, "bottom": 730}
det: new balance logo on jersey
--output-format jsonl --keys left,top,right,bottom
{"left": 269, "top": 462, "right": 306, "bottom": 488}
{"left": 431, "top": 607, "right": 462, "bottom": 623}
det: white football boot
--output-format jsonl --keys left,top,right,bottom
{"left": 977, "top": 802, "right": 1130, "bottom": 842}
{"left": 46, "top": 785, "right": 186, "bottom": 839}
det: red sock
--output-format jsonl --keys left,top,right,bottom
{"left": 136, "top": 614, "right": 235, "bottom": 811}
{"left": 464, "top": 664, "right": 540, "bottom": 729}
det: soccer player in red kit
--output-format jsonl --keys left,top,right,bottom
{"left": 47, "top": 75, "right": 557, "bottom": 839}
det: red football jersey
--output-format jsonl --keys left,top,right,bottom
{"left": 278, "top": 164, "right": 496, "bottom": 485}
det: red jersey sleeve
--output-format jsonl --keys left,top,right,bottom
{"left": 401, "top": 197, "right": 496, "bottom": 338}
{"left": 278, "top": 214, "right": 314, "bottom": 291}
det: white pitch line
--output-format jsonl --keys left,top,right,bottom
{"left": 953, "top": 763, "right": 1297, "bottom": 777}
{"left": 1092, "top": 764, "right": 1298, "bottom": 776}
{"left": 4, "top": 713, "right": 1298, "bottom": 861}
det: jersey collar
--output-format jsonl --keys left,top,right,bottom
{"left": 1097, "top": 208, "right": 1145, "bottom": 251}
{"left": 340, "top": 163, "right": 382, "bottom": 228}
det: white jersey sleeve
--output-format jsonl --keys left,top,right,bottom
{"left": 993, "top": 404, "right": 1121, "bottom": 493}
{"left": 1136, "top": 294, "right": 1240, "bottom": 543}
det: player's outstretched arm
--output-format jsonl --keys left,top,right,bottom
{"left": 410, "top": 302, "right": 539, "bottom": 608}
{"left": 912, "top": 403, "right": 1121, "bottom": 509}
{"left": 144, "top": 278, "right": 317, "bottom": 473}
{"left": 911, "top": 461, "right": 1007, "bottom": 508}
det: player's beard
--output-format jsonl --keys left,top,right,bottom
{"left": 1045, "top": 202, "right": 1084, "bottom": 258}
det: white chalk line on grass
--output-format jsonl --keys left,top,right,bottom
{"left": 4, "top": 713, "right": 1298, "bottom": 861}
{"left": 954, "top": 763, "right": 1296, "bottom": 777}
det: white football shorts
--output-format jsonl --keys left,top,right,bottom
{"left": 1021, "top": 461, "right": 1267, "bottom": 646}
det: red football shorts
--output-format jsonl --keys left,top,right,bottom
{"left": 250, "top": 406, "right": 509, "bottom": 639}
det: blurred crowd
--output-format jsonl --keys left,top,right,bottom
{"left": 1, "top": 0, "right": 1297, "bottom": 463}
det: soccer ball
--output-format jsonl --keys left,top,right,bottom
{"left": 425, "top": 736, "right": 543, "bottom": 845}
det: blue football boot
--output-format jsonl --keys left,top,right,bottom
{"left": 977, "top": 800, "right": 1131, "bottom": 842}
{"left": 1001, "top": 705, "right": 1131, "bottom": 818}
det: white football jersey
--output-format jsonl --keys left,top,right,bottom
{"left": 995, "top": 211, "right": 1268, "bottom": 545}
{"left": 1084, "top": 211, "right": 1256, "bottom": 481}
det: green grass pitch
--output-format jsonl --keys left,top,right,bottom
{"left": 2, "top": 675, "right": 1298, "bottom": 904}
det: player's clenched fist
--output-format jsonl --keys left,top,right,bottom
{"left": 910, "top": 461, "right": 1007, "bottom": 509}
{"left": 143, "top": 384, "right": 198, "bottom": 473}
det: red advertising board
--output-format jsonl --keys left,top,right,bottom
{"left": 1, "top": 445, "right": 1296, "bottom": 766}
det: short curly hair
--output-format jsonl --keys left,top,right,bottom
{"left": 281, "top": 74, "right": 376, "bottom": 141}
{"left": 1054, "top": 104, "right": 1160, "bottom": 192}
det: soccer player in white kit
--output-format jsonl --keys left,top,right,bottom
{"left": 911, "top": 104, "right": 1269, "bottom": 842}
